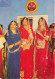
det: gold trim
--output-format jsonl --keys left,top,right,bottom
{"left": 36, "top": 38, "right": 45, "bottom": 49}
{"left": 20, "top": 71, "right": 24, "bottom": 78}
{"left": 25, "top": 0, "right": 38, "bottom": 14}
{"left": 36, "top": 30, "right": 44, "bottom": 37}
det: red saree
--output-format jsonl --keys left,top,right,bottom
{"left": 35, "top": 21, "right": 50, "bottom": 79}
{"left": 19, "top": 21, "right": 34, "bottom": 79}
{"left": 0, "top": 28, "right": 3, "bottom": 78}
{"left": 50, "top": 49, "right": 55, "bottom": 79}
{"left": 50, "top": 23, "right": 55, "bottom": 79}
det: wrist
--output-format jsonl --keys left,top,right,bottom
{"left": 13, "top": 43, "right": 15, "bottom": 46}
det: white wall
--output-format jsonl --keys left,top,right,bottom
{"left": 17, "top": 15, "right": 48, "bottom": 31}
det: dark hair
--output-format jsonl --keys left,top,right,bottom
{"left": 0, "top": 24, "right": 3, "bottom": 28}
{"left": 8, "top": 21, "right": 18, "bottom": 30}
{"left": 38, "top": 17, "right": 44, "bottom": 25}
{"left": 22, "top": 17, "right": 28, "bottom": 22}
{"left": 49, "top": 25, "right": 54, "bottom": 28}
{"left": 40, "top": 17, "right": 44, "bottom": 20}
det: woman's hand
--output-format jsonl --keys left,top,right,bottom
{"left": 3, "top": 48, "right": 6, "bottom": 58}
{"left": 8, "top": 44, "right": 14, "bottom": 49}
{"left": 8, "top": 41, "right": 21, "bottom": 49}
{"left": 44, "top": 36, "right": 49, "bottom": 41}
{"left": 46, "top": 56, "right": 48, "bottom": 59}
{"left": 23, "top": 45, "right": 26, "bottom": 51}
{"left": 4, "top": 52, "right": 6, "bottom": 58}
{"left": 14, "top": 41, "right": 21, "bottom": 46}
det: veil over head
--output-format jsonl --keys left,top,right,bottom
{"left": 21, "top": 17, "right": 31, "bottom": 27}
{"left": 38, "top": 17, "right": 49, "bottom": 31}
{"left": 50, "top": 23, "right": 55, "bottom": 27}
{"left": 20, "top": 17, "right": 34, "bottom": 39}
{"left": 0, "top": 25, "right": 3, "bottom": 34}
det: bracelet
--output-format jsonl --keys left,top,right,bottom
{"left": 14, "top": 43, "right": 15, "bottom": 45}
{"left": 13, "top": 43, "right": 15, "bottom": 46}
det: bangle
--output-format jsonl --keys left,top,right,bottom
{"left": 13, "top": 43, "right": 15, "bottom": 46}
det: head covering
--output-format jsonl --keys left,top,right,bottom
{"left": 0, "top": 24, "right": 3, "bottom": 34}
{"left": 50, "top": 23, "right": 55, "bottom": 27}
{"left": 6, "top": 21, "right": 21, "bottom": 51}
{"left": 20, "top": 17, "right": 34, "bottom": 37}
{"left": 38, "top": 17, "right": 49, "bottom": 31}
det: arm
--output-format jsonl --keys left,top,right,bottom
{"left": 44, "top": 30, "right": 50, "bottom": 41}
{"left": 4, "top": 42, "right": 7, "bottom": 58}
{"left": 14, "top": 41, "right": 21, "bottom": 46}
{"left": 8, "top": 41, "right": 21, "bottom": 49}
{"left": 44, "top": 36, "right": 49, "bottom": 41}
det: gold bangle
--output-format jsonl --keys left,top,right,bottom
{"left": 13, "top": 43, "right": 15, "bottom": 46}
{"left": 14, "top": 43, "right": 15, "bottom": 46}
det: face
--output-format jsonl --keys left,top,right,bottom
{"left": 39, "top": 19, "right": 45, "bottom": 26}
{"left": 10, "top": 21, "right": 17, "bottom": 30}
{"left": 1, "top": 27, "right": 3, "bottom": 31}
{"left": 23, "top": 19, "right": 28, "bottom": 26}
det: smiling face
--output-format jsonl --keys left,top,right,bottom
{"left": 10, "top": 21, "right": 17, "bottom": 30}
{"left": 22, "top": 18, "right": 28, "bottom": 26}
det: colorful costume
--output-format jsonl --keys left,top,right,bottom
{"left": 6, "top": 28, "right": 21, "bottom": 79}
{"left": 35, "top": 20, "right": 50, "bottom": 79}
{"left": 19, "top": 20, "right": 34, "bottom": 79}
{"left": 50, "top": 23, "right": 55, "bottom": 79}
{"left": 0, "top": 28, "right": 6, "bottom": 78}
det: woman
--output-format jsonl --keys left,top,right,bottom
{"left": 5, "top": 21, "right": 21, "bottom": 79}
{"left": 34, "top": 17, "right": 50, "bottom": 79}
{"left": 19, "top": 17, "right": 34, "bottom": 79}
{"left": 0, "top": 24, "right": 6, "bottom": 79}
{"left": 49, "top": 23, "right": 55, "bottom": 79}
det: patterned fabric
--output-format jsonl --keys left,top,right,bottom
{"left": 19, "top": 20, "right": 34, "bottom": 79}
{"left": 35, "top": 20, "right": 50, "bottom": 79}
{"left": 0, "top": 28, "right": 4, "bottom": 78}
{"left": 6, "top": 28, "right": 21, "bottom": 79}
